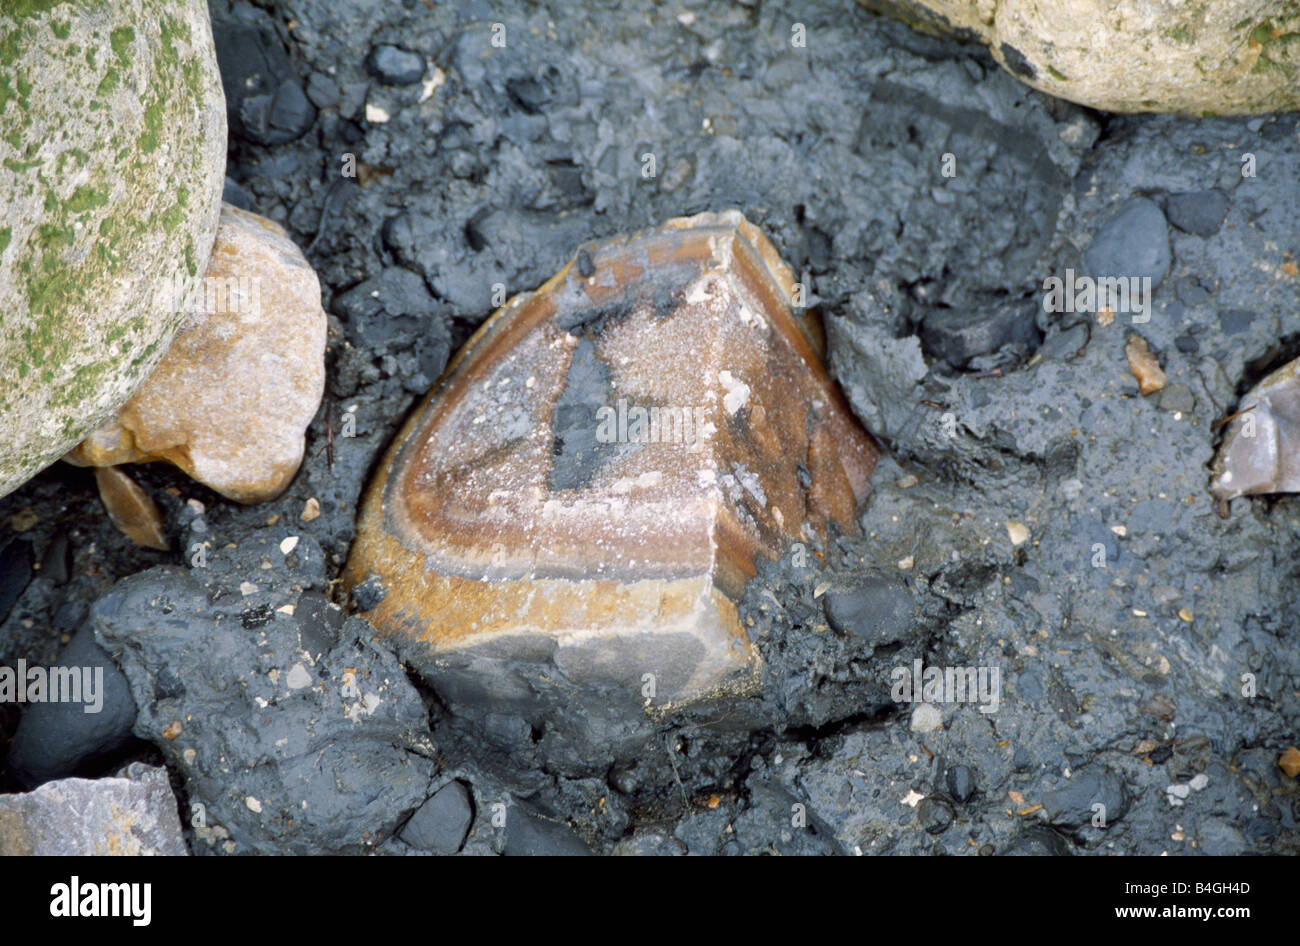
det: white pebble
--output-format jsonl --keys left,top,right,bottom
{"left": 286, "top": 663, "right": 312, "bottom": 690}
{"left": 910, "top": 702, "right": 943, "bottom": 733}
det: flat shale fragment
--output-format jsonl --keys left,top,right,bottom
{"left": 345, "top": 211, "right": 877, "bottom": 719}
{"left": 1210, "top": 356, "right": 1300, "bottom": 506}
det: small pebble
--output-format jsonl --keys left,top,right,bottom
{"left": 910, "top": 702, "right": 942, "bottom": 733}
{"left": 1125, "top": 335, "right": 1166, "bottom": 395}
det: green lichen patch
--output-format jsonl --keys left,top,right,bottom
{"left": 0, "top": 0, "right": 226, "bottom": 496}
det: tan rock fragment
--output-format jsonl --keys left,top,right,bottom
{"left": 95, "top": 466, "right": 169, "bottom": 551}
{"left": 1125, "top": 335, "right": 1166, "bottom": 395}
{"left": 67, "top": 204, "right": 326, "bottom": 504}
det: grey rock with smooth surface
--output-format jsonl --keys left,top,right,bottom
{"left": 400, "top": 781, "right": 474, "bottom": 854}
{"left": 1165, "top": 191, "right": 1227, "bottom": 237}
{"left": 367, "top": 45, "right": 425, "bottom": 85}
{"left": 504, "top": 806, "right": 591, "bottom": 856}
{"left": 1040, "top": 764, "right": 1131, "bottom": 829}
{"left": 823, "top": 573, "right": 915, "bottom": 645}
{"left": 7, "top": 628, "right": 138, "bottom": 787}
{"left": 1083, "top": 198, "right": 1171, "bottom": 289}
{"left": 0, "top": 763, "right": 187, "bottom": 856}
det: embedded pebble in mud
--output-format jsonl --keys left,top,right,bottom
{"left": 1164, "top": 190, "right": 1228, "bottom": 238}
{"left": 68, "top": 204, "right": 327, "bottom": 504}
{"left": 400, "top": 780, "right": 474, "bottom": 854}
{"left": 345, "top": 211, "right": 877, "bottom": 753}
{"left": 367, "top": 44, "right": 425, "bottom": 86}
{"left": 1083, "top": 197, "right": 1172, "bottom": 290}
{"left": 1124, "top": 335, "right": 1167, "bottom": 396}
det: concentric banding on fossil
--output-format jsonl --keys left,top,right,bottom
{"left": 379, "top": 213, "right": 876, "bottom": 592}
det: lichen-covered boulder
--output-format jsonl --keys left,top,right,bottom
{"left": 861, "top": 0, "right": 1300, "bottom": 114}
{"left": 0, "top": 0, "right": 227, "bottom": 498}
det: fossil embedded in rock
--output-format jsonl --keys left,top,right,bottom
{"left": 1209, "top": 356, "right": 1300, "bottom": 508}
{"left": 344, "top": 210, "right": 877, "bottom": 711}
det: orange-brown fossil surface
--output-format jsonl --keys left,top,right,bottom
{"left": 344, "top": 210, "right": 877, "bottom": 708}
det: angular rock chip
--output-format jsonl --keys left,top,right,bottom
{"left": 1210, "top": 356, "right": 1300, "bottom": 505}
{"left": 1125, "top": 334, "right": 1166, "bottom": 396}
{"left": 0, "top": 763, "right": 187, "bottom": 856}
{"left": 346, "top": 211, "right": 877, "bottom": 715}
{"left": 95, "top": 466, "right": 169, "bottom": 551}
{"left": 67, "top": 204, "right": 326, "bottom": 503}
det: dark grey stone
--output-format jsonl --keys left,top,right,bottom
{"left": 294, "top": 590, "right": 343, "bottom": 663}
{"left": 1165, "top": 190, "right": 1227, "bottom": 237}
{"left": 7, "top": 628, "right": 138, "bottom": 787}
{"left": 917, "top": 797, "right": 953, "bottom": 834}
{"left": 823, "top": 573, "right": 915, "bottom": 645}
{"left": 1157, "top": 383, "right": 1195, "bottom": 414}
{"left": 1040, "top": 764, "right": 1131, "bottom": 830}
{"left": 1174, "top": 276, "right": 1212, "bottom": 308}
{"left": 400, "top": 781, "right": 474, "bottom": 854}
{"left": 367, "top": 44, "right": 425, "bottom": 86}
{"left": 504, "top": 806, "right": 591, "bottom": 856}
{"left": 920, "top": 297, "right": 1040, "bottom": 367}
{"left": 305, "top": 71, "right": 340, "bottom": 109}
{"left": 1040, "top": 323, "right": 1089, "bottom": 361}
{"left": 1083, "top": 197, "right": 1171, "bottom": 288}
{"left": 945, "top": 763, "right": 976, "bottom": 802}
{"left": 1218, "top": 309, "right": 1254, "bottom": 335}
